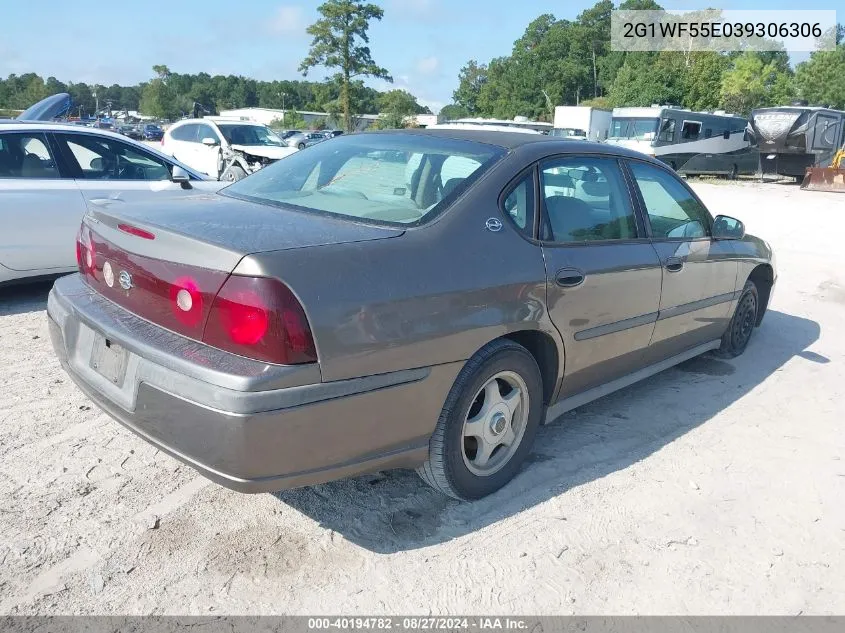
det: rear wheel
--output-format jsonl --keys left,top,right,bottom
{"left": 298, "top": 142, "right": 306, "bottom": 150}
{"left": 715, "top": 280, "right": 759, "bottom": 358}
{"left": 417, "top": 340, "right": 543, "bottom": 500}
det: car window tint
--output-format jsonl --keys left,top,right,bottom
{"left": 628, "top": 161, "right": 711, "bottom": 239}
{"left": 171, "top": 124, "right": 198, "bottom": 142}
{"left": 195, "top": 124, "right": 220, "bottom": 144}
{"left": 61, "top": 134, "right": 171, "bottom": 181}
{"left": 503, "top": 172, "right": 535, "bottom": 236}
{"left": 0, "top": 132, "right": 59, "bottom": 179}
{"left": 539, "top": 157, "right": 636, "bottom": 243}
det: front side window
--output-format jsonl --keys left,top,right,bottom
{"left": 58, "top": 134, "right": 172, "bottom": 181}
{"left": 0, "top": 132, "right": 59, "bottom": 179}
{"left": 658, "top": 119, "right": 676, "bottom": 142}
{"left": 502, "top": 172, "right": 535, "bottom": 235}
{"left": 194, "top": 124, "right": 220, "bottom": 145}
{"left": 223, "top": 133, "right": 505, "bottom": 226}
{"left": 628, "top": 161, "right": 711, "bottom": 239}
{"left": 609, "top": 118, "right": 659, "bottom": 141}
{"left": 539, "top": 157, "right": 637, "bottom": 243}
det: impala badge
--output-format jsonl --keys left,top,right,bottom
{"left": 485, "top": 218, "right": 503, "bottom": 232}
{"left": 118, "top": 270, "right": 133, "bottom": 291}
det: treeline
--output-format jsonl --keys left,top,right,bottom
{"left": 444, "top": 0, "right": 845, "bottom": 120}
{"left": 0, "top": 65, "right": 429, "bottom": 120}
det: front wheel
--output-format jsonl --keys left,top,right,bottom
{"left": 298, "top": 142, "right": 306, "bottom": 150}
{"left": 417, "top": 339, "right": 543, "bottom": 500}
{"left": 220, "top": 165, "right": 247, "bottom": 182}
{"left": 714, "top": 280, "right": 759, "bottom": 358}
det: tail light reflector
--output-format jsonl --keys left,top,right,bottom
{"left": 78, "top": 225, "right": 316, "bottom": 366}
{"left": 203, "top": 276, "right": 316, "bottom": 365}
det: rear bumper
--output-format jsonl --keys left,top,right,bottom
{"left": 48, "top": 275, "right": 459, "bottom": 493}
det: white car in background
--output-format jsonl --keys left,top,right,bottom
{"left": 0, "top": 121, "right": 225, "bottom": 286}
{"left": 161, "top": 118, "right": 298, "bottom": 181}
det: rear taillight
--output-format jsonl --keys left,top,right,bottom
{"left": 76, "top": 224, "right": 96, "bottom": 278}
{"left": 203, "top": 276, "right": 316, "bottom": 365}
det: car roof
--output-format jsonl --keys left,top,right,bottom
{"left": 363, "top": 128, "right": 662, "bottom": 161}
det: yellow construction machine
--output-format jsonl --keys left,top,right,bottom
{"left": 801, "top": 144, "right": 845, "bottom": 192}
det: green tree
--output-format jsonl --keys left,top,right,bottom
{"left": 682, "top": 52, "right": 731, "bottom": 111}
{"left": 609, "top": 52, "right": 685, "bottom": 107}
{"left": 299, "top": 0, "right": 392, "bottom": 131}
{"left": 440, "top": 103, "right": 470, "bottom": 120}
{"left": 453, "top": 60, "right": 487, "bottom": 114}
{"left": 720, "top": 52, "right": 795, "bottom": 114}
{"left": 795, "top": 43, "right": 845, "bottom": 109}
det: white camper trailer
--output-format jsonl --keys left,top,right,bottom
{"left": 551, "top": 106, "right": 612, "bottom": 141}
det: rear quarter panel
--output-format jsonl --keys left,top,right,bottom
{"left": 239, "top": 154, "right": 559, "bottom": 384}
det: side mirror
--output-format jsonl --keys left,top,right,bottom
{"left": 201, "top": 137, "right": 219, "bottom": 147}
{"left": 171, "top": 165, "right": 191, "bottom": 185}
{"left": 713, "top": 215, "right": 745, "bottom": 240}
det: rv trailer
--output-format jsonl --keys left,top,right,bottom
{"left": 750, "top": 105, "right": 845, "bottom": 179}
{"left": 606, "top": 105, "right": 757, "bottom": 177}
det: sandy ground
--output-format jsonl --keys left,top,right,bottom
{"left": 0, "top": 180, "right": 843, "bottom": 615}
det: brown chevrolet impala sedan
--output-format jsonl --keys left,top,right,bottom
{"left": 48, "top": 129, "right": 776, "bottom": 500}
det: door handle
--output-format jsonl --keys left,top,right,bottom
{"left": 555, "top": 268, "right": 585, "bottom": 288}
{"left": 664, "top": 257, "right": 684, "bottom": 272}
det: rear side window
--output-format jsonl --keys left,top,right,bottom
{"left": 539, "top": 157, "right": 637, "bottom": 243}
{"left": 0, "top": 132, "right": 59, "bottom": 179}
{"left": 170, "top": 124, "right": 198, "bottom": 142}
{"left": 502, "top": 172, "right": 535, "bottom": 236}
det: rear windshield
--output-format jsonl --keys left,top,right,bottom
{"left": 222, "top": 133, "right": 506, "bottom": 226}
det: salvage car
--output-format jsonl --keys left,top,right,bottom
{"left": 48, "top": 130, "right": 776, "bottom": 500}
{"left": 0, "top": 121, "right": 225, "bottom": 286}
{"left": 161, "top": 118, "right": 297, "bottom": 181}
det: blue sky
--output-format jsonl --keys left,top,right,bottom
{"left": 1, "top": 1, "right": 839, "bottom": 112}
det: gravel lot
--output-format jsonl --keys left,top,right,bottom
{"left": 1, "top": 181, "right": 843, "bottom": 615}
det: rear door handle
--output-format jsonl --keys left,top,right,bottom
{"left": 664, "top": 257, "right": 684, "bottom": 272}
{"left": 555, "top": 268, "right": 585, "bottom": 288}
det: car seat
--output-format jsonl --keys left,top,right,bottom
{"left": 545, "top": 195, "right": 599, "bottom": 242}
{"left": 21, "top": 153, "right": 47, "bottom": 178}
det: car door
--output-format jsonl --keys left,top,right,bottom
{"left": 192, "top": 123, "right": 223, "bottom": 178}
{"left": 625, "top": 159, "right": 738, "bottom": 362}
{"left": 165, "top": 123, "right": 199, "bottom": 167}
{"left": 53, "top": 131, "right": 221, "bottom": 212}
{"left": 539, "top": 156, "right": 663, "bottom": 398}
{"left": 0, "top": 130, "right": 87, "bottom": 272}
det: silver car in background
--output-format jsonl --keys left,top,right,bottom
{"left": 0, "top": 121, "right": 224, "bottom": 286}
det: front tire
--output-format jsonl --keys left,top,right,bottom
{"left": 298, "top": 142, "right": 306, "bottom": 150}
{"left": 221, "top": 165, "right": 247, "bottom": 182}
{"left": 715, "top": 280, "right": 759, "bottom": 358}
{"left": 417, "top": 339, "right": 543, "bottom": 500}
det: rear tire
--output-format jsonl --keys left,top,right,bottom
{"left": 714, "top": 280, "right": 759, "bottom": 358}
{"left": 298, "top": 142, "right": 306, "bottom": 150}
{"left": 417, "top": 339, "right": 543, "bottom": 500}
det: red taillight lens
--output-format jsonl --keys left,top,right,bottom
{"left": 76, "top": 224, "right": 96, "bottom": 278}
{"left": 203, "top": 276, "right": 316, "bottom": 365}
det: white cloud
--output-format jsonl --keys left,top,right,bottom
{"left": 269, "top": 5, "right": 307, "bottom": 35}
{"left": 416, "top": 56, "right": 439, "bottom": 75}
